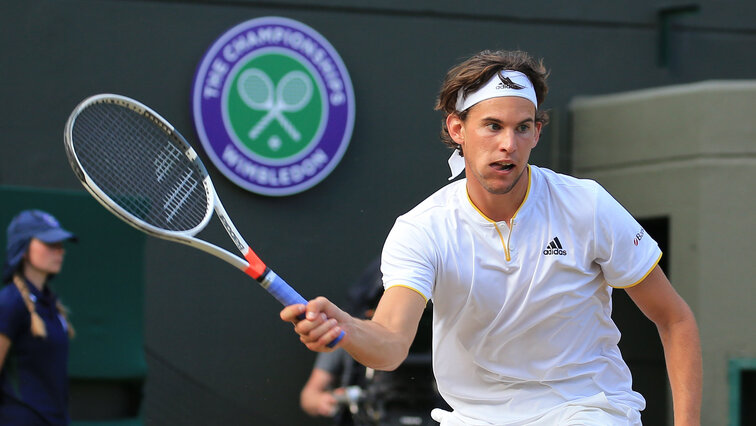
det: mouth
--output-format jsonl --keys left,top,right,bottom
{"left": 491, "top": 161, "right": 515, "bottom": 172}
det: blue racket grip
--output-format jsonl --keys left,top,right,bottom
{"left": 262, "top": 269, "right": 345, "bottom": 348}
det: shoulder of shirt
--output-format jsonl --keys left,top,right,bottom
{"left": 530, "top": 165, "right": 605, "bottom": 199}
{"left": 526, "top": 165, "right": 613, "bottom": 223}
{"left": 531, "top": 164, "right": 599, "bottom": 189}
{"left": 0, "top": 283, "right": 24, "bottom": 307}
{"left": 0, "top": 283, "right": 20, "bottom": 297}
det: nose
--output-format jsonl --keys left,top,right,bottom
{"left": 497, "top": 129, "right": 518, "bottom": 153}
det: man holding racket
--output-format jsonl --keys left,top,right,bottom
{"left": 281, "top": 50, "right": 702, "bottom": 425}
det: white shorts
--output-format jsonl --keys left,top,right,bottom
{"left": 433, "top": 393, "right": 642, "bottom": 426}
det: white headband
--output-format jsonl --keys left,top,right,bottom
{"left": 448, "top": 70, "right": 538, "bottom": 180}
{"left": 455, "top": 70, "right": 538, "bottom": 112}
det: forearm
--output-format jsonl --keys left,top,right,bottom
{"left": 282, "top": 288, "right": 426, "bottom": 371}
{"left": 300, "top": 369, "right": 337, "bottom": 417}
{"left": 658, "top": 308, "right": 702, "bottom": 426}
{"left": 341, "top": 286, "right": 427, "bottom": 370}
{"left": 626, "top": 267, "right": 702, "bottom": 425}
{"left": 339, "top": 316, "right": 413, "bottom": 371}
{"left": 300, "top": 387, "right": 324, "bottom": 416}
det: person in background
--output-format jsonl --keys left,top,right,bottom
{"left": 300, "top": 258, "right": 384, "bottom": 425}
{"left": 300, "top": 258, "right": 442, "bottom": 425}
{"left": 0, "top": 209, "right": 77, "bottom": 425}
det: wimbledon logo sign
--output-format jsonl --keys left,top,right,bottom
{"left": 192, "top": 17, "right": 355, "bottom": 196}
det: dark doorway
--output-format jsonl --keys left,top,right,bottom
{"left": 740, "top": 369, "right": 756, "bottom": 426}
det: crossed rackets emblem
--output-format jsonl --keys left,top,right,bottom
{"left": 237, "top": 69, "right": 313, "bottom": 147}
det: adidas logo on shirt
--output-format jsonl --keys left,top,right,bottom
{"left": 543, "top": 237, "right": 567, "bottom": 256}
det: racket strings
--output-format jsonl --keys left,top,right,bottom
{"left": 71, "top": 102, "right": 210, "bottom": 232}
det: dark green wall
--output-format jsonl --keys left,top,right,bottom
{"left": 2, "top": 1, "right": 755, "bottom": 424}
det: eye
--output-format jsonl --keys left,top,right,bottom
{"left": 516, "top": 123, "right": 531, "bottom": 133}
{"left": 486, "top": 122, "right": 501, "bottom": 131}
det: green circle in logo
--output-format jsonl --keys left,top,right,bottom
{"left": 226, "top": 53, "right": 323, "bottom": 160}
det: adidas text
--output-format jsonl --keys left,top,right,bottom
{"left": 543, "top": 248, "right": 567, "bottom": 256}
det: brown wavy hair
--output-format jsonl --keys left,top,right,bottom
{"left": 434, "top": 50, "right": 550, "bottom": 155}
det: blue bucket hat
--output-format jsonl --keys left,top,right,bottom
{"left": 2, "top": 209, "right": 77, "bottom": 283}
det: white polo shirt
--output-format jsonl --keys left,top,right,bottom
{"left": 381, "top": 165, "right": 661, "bottom": 424}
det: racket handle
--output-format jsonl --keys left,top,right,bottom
{"left": 262, "top": 269, "right": 345, "bottom": 348}
{"left": 263, "top": 269, "right": 307, "bottom": 306}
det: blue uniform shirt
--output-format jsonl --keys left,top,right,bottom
{"left": 0, "top": 280, "right": 70, "bottom": 425}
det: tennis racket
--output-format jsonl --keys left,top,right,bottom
{"left": 63, "top": 93, "right": 343, "bottom": 347}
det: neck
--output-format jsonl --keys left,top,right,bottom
{"left": 467, "top": 166, "right": 530, "bottom": 223}
{"left": 22, "top": 265, "right": 48, "bottom": 291}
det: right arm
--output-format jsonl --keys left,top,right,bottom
{"left": 281, "top": 286, "right": 427, "bottom": 371}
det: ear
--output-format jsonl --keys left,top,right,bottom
{"left": 446, "top": 114, "right": 465, "bottom": 145}
{"left": 532, "top": 121, "right": 543, "bottom": 148}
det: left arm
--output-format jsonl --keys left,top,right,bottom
{"left": 300, "top": 367, "right": 339, "bottom": 417}
{"left": 0, "top": 334, "right": 11, "bottom": 369}
{"left": 625, "top": 265, "right": 702, "bottom": 426}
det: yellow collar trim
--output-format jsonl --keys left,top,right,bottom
{"left": 465, "top": 164, "right": 532, "bottom": 224}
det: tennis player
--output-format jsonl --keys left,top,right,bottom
{"left": 281, "top": 50, "right": 702, "bottom": 425}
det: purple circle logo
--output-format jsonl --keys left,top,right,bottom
{"left": 192, "top": 17, "right": 355, "bottom": 196}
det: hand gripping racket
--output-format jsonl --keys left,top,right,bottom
{"left": 63, "top": 93, "right": 344, "bottom": 347}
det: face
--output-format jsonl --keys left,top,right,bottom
{"left": 448, "top": 96, "right": 541, "bottom": 197}
{"left": 25, "top": 238, "right": 66, "bottom": 276}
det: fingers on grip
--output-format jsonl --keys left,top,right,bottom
{"left": 267, "top": 272, "right": 343, "bottom": 347}
{"left": 327, "top": 330, "right": 345, "bottom": 348}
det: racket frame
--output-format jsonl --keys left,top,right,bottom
{"left": 64, "top": 93, "right": 344, "bottom": 346}
{"left": 64, "top": 94, "right": 253, "bottom": 272}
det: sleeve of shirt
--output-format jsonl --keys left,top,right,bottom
{"left": 313, "top": 349, "right": 346, "bottom": 375}
{"left": 0, "top": 286, "right": 29, "bottom": 340}
{"left": 380, "top": 215, "right": 435, "bottom": 302}
{"left": 592, "top": 183, "right": 663, "bottom": 288}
